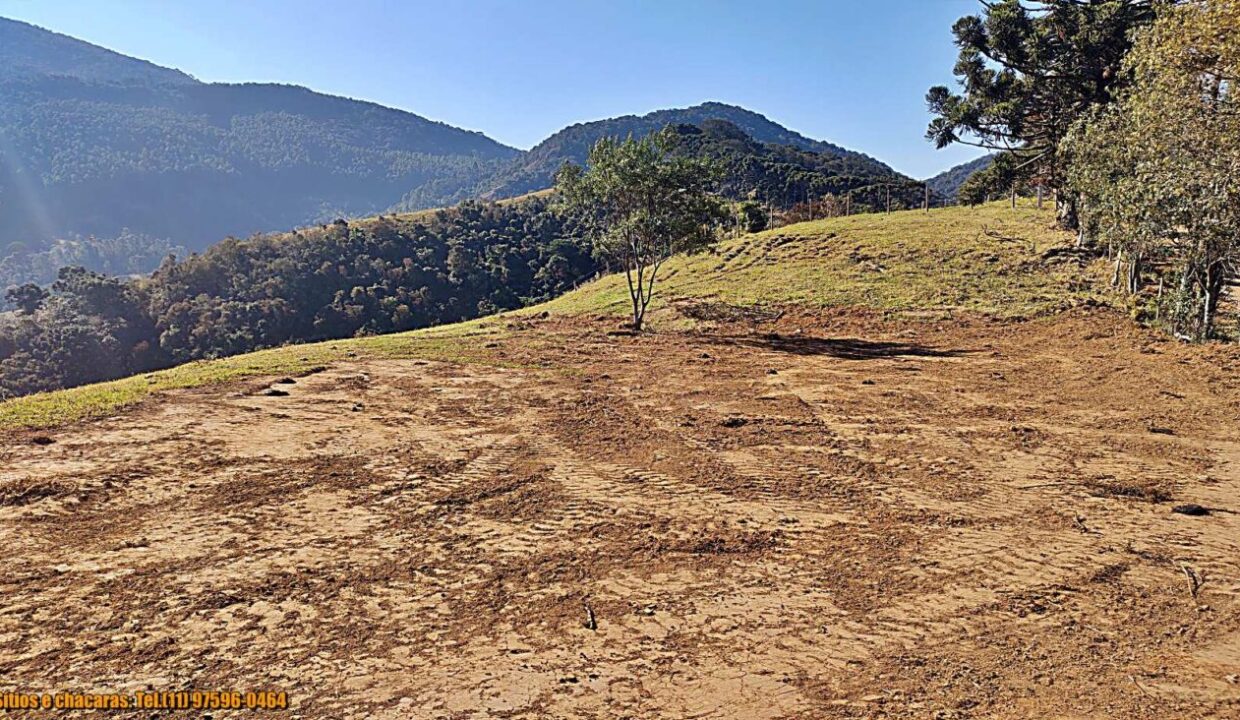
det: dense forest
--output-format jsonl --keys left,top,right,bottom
{"left": 469, "top": 101, "right": 905, "bottom": 202}
{"left": 664, "top": 120, "right": 925, "bottom": 213}
{"left": 0, "top": 17, "right": 518, "bottom": 255}
{"left": 0, "top": 198, "right": 596, "bottom": 397}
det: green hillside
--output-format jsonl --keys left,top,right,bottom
{"left": 472, "top": 101, "right": 903, "bottom": 202}
{"left": 539, "top": 201, "right": 1101, "bottom": 318}
{"left": 0, "top": 201, "right": 1107, "bottom": 430}
{"left": 665, "top": 119, "right": 925, "bottom": 212}
{"left": 924, "top": 154, "right": 995, "bottom": 204}
{"left": 0, "top": 17, "right": 519, "bottom": 252}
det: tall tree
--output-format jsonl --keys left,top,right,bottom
{"left": 556, "top": 129, "right": 723, "bottom": 331}
{"left": 926, "top": 0, "right": 1155, "bottom": 227}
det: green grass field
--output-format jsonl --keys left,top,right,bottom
{"left": 0, "top": 201, "right": 1107, "bottom": 431}
{"left": 537, "top": 200, "right": 1105, "bottom": 320}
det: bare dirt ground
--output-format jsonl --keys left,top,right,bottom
{"left": 2, "top": 307, "right": 1240, "bottom": 719}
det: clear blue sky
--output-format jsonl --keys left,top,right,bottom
{"left": 0, "top": 0, "right": 987, "bottom": 178}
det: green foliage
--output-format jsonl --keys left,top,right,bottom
{"left": 926, "top": 0, "right": 1155, "bottom": 225}
{"left": 663, "top": 120, "right": 925, "bottom": 214}
{"left": 956, "top": 152, "right": 1031, "bottom": 206}
{"left": 556, "top": 129, "right": 724, "bottom": 330}
{"left": 1065, "top": 0, "right": 1240, "bottom": 340}
{"left": 481, "top": 102, "right": 897, "bottom": 200}
{"left": 924, "top": 154, "right": 995, "bottom": 204}
{"left": 737, "top": 201, "right": 769, "bottom": 234}
{"left": 0, "top": 21, "right": 519, "bottom": 251}
{"left": 0, "top": 198, "right": 596, "bottom": 398}
{"left": 4, "top": 283, "right": 47, "bottom": 314}
{"left": 0, "top": 267, "right": 158, "bottom": 393}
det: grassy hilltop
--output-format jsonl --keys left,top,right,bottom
{"left": 0, "top": 201, "right": 1106, "bottom": 430}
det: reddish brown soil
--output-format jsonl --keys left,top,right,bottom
{"left": 2, "top": 307, "right": 1239, "bottom": 719}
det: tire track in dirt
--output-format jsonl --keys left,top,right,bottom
{"left": 1, "top": 310, "right": 1239, "bottom": 718}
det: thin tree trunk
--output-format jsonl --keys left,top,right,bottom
{"left": 1056, "top": 189, "right": 1079, "bottom": 231}
{"left": 636, "top": 257, "right": 664, "bottom": 331}
{"left": 1202, "top": 264, "right": 1218, "bottom": 340}
{"left": 624, "top": 265, "right": 641, "bottom": 330}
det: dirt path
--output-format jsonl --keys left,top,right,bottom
{"left": 2, "top": 308, "right": 1239, "bottom": 719}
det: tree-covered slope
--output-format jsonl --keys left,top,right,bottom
{"left": 0, "top": 197, "right": 595, "bottom": 398}
{"left": 665, "top": 120, "right": 924, "bottom": 211}
{"left": 924, "top": 154, "right": 995, "bottom": 204}
{"left": 0, "top": 201, "right": 1106, "bottom": 429}
{"left": 473, "top": 101, "right": 896, "bottom": 201}
{"left": 0, "top": 17, "right": 519, "bottom": 252}
{"left": 0, "top": 16, "right": 194, "bottom": 85}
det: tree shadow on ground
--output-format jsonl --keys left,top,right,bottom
{"left": 707, "top": 333, "right": 972, "bottom": 360}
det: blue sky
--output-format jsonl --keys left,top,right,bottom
{"left": 0, "top": 0, "right": 987, "bottom": 178}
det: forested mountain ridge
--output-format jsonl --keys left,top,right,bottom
{"left": 1, "top": 19, "right": 900, "bottom": 269}
{"left": 0, "top": 17, "right": 519, "bottom": 253}
{"left": 470, "top": 101, "right": 898, "bottom": 202}
{"left": 665, "top": 120, "right": 924, "bottom": 212}
{"left": 0, "top": 16, "right": 194, "bottom": 85}
{"left": 924, "top": 154, "right": 995, "bottom": 203}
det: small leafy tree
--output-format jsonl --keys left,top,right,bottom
{"left": 956, "top": 152, "right": 1033, "bottom": 206}
{"left": 556, "top": 129, "right": 723, "bottom": 331}
{"left": 737, "top": 201, "right": 769, "bottom": 234}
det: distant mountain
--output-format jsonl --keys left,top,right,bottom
{"left": 0, "top": 17, "right": 910, "bottom": 272}
{"left": 925, "top": 154, "right": 995, "bottom": 203}
{"left": 0, "top": 17, "right": 519, "bottom": 252}
{"left": 665, "top": 119, "right": 923, "bottom": 210}
{"left": 0, "top": 17, "right": 195, "bottom": 85}
{"left": 472, "top": 101, "right": 894, "bottom": 201}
